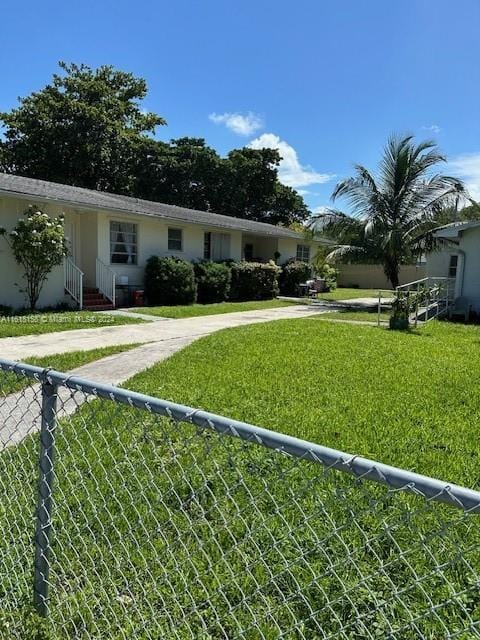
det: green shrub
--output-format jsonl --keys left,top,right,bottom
{"left": 318, "top": 263, "right": 338, "bottom": 291}
{"left": 145, "top": 256, "right": 196, "bottom": 306}
{"left": 194, "top": 261, "right": 231, "bottom": 304}
{"left": 0, "top": 304, "right": 13, "bottom": 317}
{"left": 279, "top": 260, "right": 312, "bottom": 295}
{"left": 229, "top": 261, "right": 280, "bottom": 301}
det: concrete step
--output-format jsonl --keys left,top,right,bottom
{"left": 83, "top": 294, "right": 106, "bottom": 303}
{"left": 84, "top": 304, "right": 115, "bottom": 311}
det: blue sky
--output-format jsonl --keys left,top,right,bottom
{"left": 1, "top": 0, "right": 479, "bottom": 211}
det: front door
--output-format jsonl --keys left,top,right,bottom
{"left": 65, "top": 221, "right": 77, "bottom": 263}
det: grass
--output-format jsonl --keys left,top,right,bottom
{"left": 318, "top": 309, "right": 391, "bottom": 322}
{"left": 0, "top": 344, "right": 141, "bottom": 394}
{"left": 317, "top": 287, "right": 388, "bottom": 301}
{"left": 1, "top": 319, "right": 480, "bottom": 637}
{"left": 131, "top": 299, "right": 296, "bottom": 318}
{"left": 0, "top": 311, "right": 144, "bottom": 338}
{"left": 127, "top": 319, "right": 480, "bottom": 486}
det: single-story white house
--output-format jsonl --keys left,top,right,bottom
{"left": 427, "top": 221, "right": 480, "bottom": 310}
{"left": 0, "top": 173, "right": 328, "bottom": 310}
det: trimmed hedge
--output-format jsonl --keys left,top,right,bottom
{"left": 229, "top": 262, "right": 280, "bottom": 301}
{"left": 145, "top": 256, "right": 196, "bottom": 305}
{"left": 194, "top": 261, "right": 231, "bottom": 304}
{"left": 279, "top": 260, "right": 312, "bottom": 296}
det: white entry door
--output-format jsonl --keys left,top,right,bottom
{"left": 65, "top": 221, "right": 77, "bottom": 262}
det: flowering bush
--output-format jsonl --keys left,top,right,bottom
{"left": 0, "top": 205, "right": 68, "bottom": 310}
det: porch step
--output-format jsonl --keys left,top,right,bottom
{"left": 82, "top": 287, "right": 114, "bottom": 312}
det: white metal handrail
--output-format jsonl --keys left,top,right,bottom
{"left": 96, "top": 259, "right": 116, "bottom": 307}
{"left": 394, "top": 277, "right": 455, "bottom": 327}
{"left": 64, "top": 257, "right": 84, "bottom": 310}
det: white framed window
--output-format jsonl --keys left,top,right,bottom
{"left": 244, "top": 243, "right": 254, "bottom": 261}
{"left": 110, "top": 221, "right": 137, "bottom": 265}
{"left": 168, "top": 228, "right": 183, "bottom": 252}
{"left": 203, "top": 232, "right": 230, "bottom": 260}
{"left": 449, "top": 254, "right": 458, "bottom": 278}
{"left": 296, "top": 244, "right": 310, "bottom": 262}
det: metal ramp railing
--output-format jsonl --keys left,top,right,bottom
{"left": 395, "top": 277, "right": 455, "bottom": 327}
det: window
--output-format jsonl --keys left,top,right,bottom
{"left": 296, "top": 244, "right": 310, "bottom": 262}
{"left": 203, "top": 232, "right": 212, "bottom": 259}
{"left": 244, "top": 243, "right": 254, "bottom": 261}
{"left": 449, "top": 254, "right": 458, "bottom": 278}
{"left": 110, "top": 221, "right": 137, "bottom": 264}
{"left": 203, "top": 232, "right": 230, "bottom": 260}
{"left": 168, "top": 228, "right": 183, "bottom": 252}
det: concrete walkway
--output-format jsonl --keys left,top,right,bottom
{"left": 101, "top": 308, "right": 169, "bottom": 322}
{"left": 0, "top": 338, "right": 199, "bottom": 449}
{"left": 0, "top": 305, "right": 325, "bottom": 449}
{"left": 1, "top": 305, "right": 323, "bottom": 361}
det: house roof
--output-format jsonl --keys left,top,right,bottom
{"left": 434, "top": 220, "right": 480, "bottom": 239}
{"left": 0, "top": 172, "right": 327, "bottom": 242}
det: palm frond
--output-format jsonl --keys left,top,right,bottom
{"left": 325, "top": 244, "right": 366, "bottom": 262}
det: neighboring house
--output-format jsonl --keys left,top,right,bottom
{"left": 427, "top": 221, "right": 480, "bottom": 309}
{"left": 0, "top": 173, "right": 328, "bottom": 310}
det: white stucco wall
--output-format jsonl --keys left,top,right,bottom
{"left": 0, "top": 196, "right": 77, "bottom": 309}
{"left": 0, "top": 192, "right": 325, "bottom": 308}
{"left": 96, "top": 212, "right": 244, "bottom": 288}
{"left": 455, "top": 227, "right": 480, "bottom": 308}
{"left": 426, "top": 250, "right": 451, "bottom": 280}
{"left": 277, "top": 238, "right": 322, "bottom": 264}
{"left": 427, "top": 226, "right": 480, "bottom": 309}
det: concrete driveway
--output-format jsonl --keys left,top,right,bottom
{"left": 0, "top": 305, "right": 324, "bottom": 362}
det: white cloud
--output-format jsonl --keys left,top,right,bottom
{"left": 209, "top": 111, "right": 263, "bottom": 136}
{"left": 312, "top": 205, "right": 331, "bottom": 215}
{"left": 421, "top": 124, "right": 441, "bottom": 134}
{"left": 448, "top": 153, "right": 480, "bottom": 202}
{"left": 248, "top": 133, "right": 334, "bottom": 188}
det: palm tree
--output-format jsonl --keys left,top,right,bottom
{"left": 311, "top": 135, "right": 470, "bottom": 289}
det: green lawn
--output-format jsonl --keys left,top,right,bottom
{"left": 132, "top": 299, "right": 296, "bottom": 318}
{"left": 317, "top": 287, "right": 389, "bottom": 301}
{"left": 0, "top": 344, "right": 141, "bottom": 394}
{"left": 127, "top": 319, "right": 480, "bottom": 486}
{"left": 318, "top": 309, "right": 390, "bottom": 322}
{"left": 1, "top": 319, "right": 480, "bottom": 638}
{"left": 0, "top": 311, "right": 144, "bottom": 338}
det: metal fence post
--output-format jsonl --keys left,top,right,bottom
{"left": 33, "top": 378, "right": 58, "bottom": 618}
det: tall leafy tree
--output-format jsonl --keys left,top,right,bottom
{"left": 311, "top": 135, "right": 470, "bottom": 288}
{"left": 0, "top": 62, "right": 165, "bottom": 193}
{"left": 133, "top": 140, "right": 309, "bottom": 225}
{"left": 216, "top": 148, "right": 309, "bottom": 224}
{"left": 133, "top": 137, "right": 223, "bottom": 211}
{"left": 0, "top": 62, "right": 310, "bottom": 226}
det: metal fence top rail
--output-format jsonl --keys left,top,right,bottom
{"left": 2, "top": 357, "right": 480, "bottom": 513}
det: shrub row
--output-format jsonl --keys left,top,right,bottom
{"left": 144, "top": 257, "right": 336, "bottom": 306}
{"left": 145, "top": 257, "right": 284, "bottom": 306}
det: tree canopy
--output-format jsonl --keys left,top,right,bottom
{"left": 0, "top": 62, "right": 309, "bottom": 226}
{"left": 0, "top": 62, "right": 165, "bottom": 194}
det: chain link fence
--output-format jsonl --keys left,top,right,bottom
{"left": 1, "top": 357, "right": 480, "bottom": 639}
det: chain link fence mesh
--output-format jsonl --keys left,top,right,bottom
{"left": 1, "top": 359, "right": 480, "bottom": 639}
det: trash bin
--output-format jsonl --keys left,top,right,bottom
{"left": 132, "top": 289, "right": 144, "bottom": 306}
